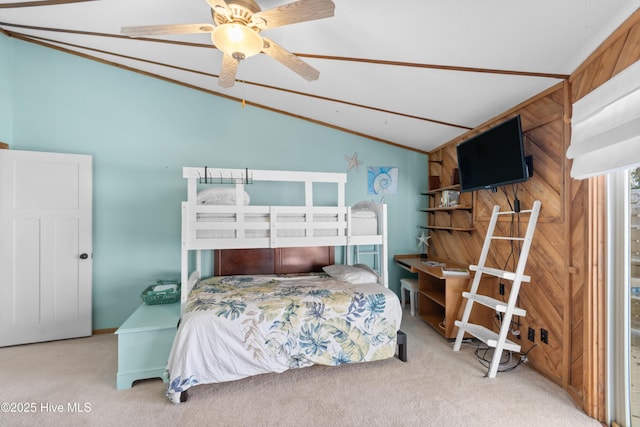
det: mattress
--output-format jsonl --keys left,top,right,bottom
{"left": 165, "top": 273, "right": 401, "bottom": 403}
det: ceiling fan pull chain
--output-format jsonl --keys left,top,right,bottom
{"left": 241, "top": 80, "right": 246, "bottom": 108}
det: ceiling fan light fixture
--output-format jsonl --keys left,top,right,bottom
{"left": 212, "top": 23, "right": 263, "bottom": 60}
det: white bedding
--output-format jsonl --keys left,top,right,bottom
{"left": 165, "top": 273, "right": 402, "bottom": 403}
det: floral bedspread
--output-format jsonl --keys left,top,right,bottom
{"left": 165, "top": 274, "right": 402, "bottom": 403}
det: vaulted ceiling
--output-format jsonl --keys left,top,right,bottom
{"left": 1, "top": 0, "right": 639, "bottom": 153}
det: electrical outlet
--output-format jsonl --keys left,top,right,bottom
{"left": 499, "top": 282, "right": 505, "bottom": 295}
{"left": 528, "top": 327, "right": 535, "bottom": 342}
{"left": 540, "top": 328, "right": 549, "bottom": 344}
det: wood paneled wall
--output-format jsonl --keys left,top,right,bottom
{"left": 427, "top": 8, "right": 640, "bottom": 421}
{"left": 428, "top": 82, "right": 569, "bottom": 384}
{"left": 571, "top": 10, "right": 640, "bottom": 103}
{"left": 566, "top": 8, "right": 640, "bottom": 421}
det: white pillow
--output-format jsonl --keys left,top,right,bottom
{"left": 322, "top": 264, "right": 379, "bottom": 284}
{"left": 351, "top": 201, "right": 375, "bottom": 211}
{"left": 197, "top": 187, "right": 251, "bottom": 205}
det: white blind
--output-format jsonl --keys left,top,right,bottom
{"left": 567, "top": 59, "right": 640, "bottom": 179}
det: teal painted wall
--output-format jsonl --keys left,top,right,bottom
{"left": 5, "top": 36, "right": 427, "bottom": 329}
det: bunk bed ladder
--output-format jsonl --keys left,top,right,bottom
{"left": 453, "top": 200, "right": 541, "bottom": 378}
{"left": 354, "top": 244, "right": 381, "bottom": 275}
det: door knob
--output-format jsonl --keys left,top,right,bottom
{"left": 79, "top": 253, "right": 89, "bottom": 260}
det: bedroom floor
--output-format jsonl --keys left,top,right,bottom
{"left": 0, "top": 309, "right": 599, "bottom": 427}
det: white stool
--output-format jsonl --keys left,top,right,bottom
{"left": 400, "top": 278, "right": 419, "bottom": 316}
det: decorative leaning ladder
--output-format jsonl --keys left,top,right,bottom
{"left": 453, "top": 200, "right": 541, "bottom": 378}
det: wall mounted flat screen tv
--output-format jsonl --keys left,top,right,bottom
{"left": 456, "top": 115, "right": 529, "bottom": 192}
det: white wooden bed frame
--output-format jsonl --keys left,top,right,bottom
{"left": 180, "top": 167, "right": 388, "bottom": 304}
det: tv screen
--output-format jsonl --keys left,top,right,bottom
{"left": 456, "top": 115, "right": 528, "bottom": 192}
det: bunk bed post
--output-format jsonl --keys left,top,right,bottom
{"left": 304, "top": 180, "right": 313, "bottom": 207}
{"left": 269, "top": 206, "right": 277, "bottom": 247}
{"left": 380, "top": 204, "right": 388, "bottom": 288}
{"left": 181, "top": 202, "right": 189, "bottom": 309}
{"left": 339, "top": 180, "right": 349, "bottom": 265}
{"left": 182, "top": 173, "right": 199, "bottom": 310}
{"left": 235, "top": 182, "right": 246, "bottom": 239}
{"left": 346, "top": 206, "right": 353, "bottom": 265}
{"left": 187, "top": 175, "right": 197, "bottom": 206}
{"left": 196, "top": 250, "right": 203, "bottom": 277}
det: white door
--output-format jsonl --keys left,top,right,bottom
{"left": 0, "top": 150, "right": 92, "bottom": 347}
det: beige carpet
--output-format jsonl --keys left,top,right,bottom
{"left": 0, "top": 311, "right": 599, "bottom": 427}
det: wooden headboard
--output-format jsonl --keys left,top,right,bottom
{"left": 213, "top": 246, "right": 335, "bottom": 276}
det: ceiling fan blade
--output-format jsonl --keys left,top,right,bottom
{"left": 261, "top": 37, "right": 319, "bottom": 81}
{"left": 251, "top": 0, "right": 335, "bottom": 30}
{"left": 206, "top": 0, "right": 233, "bottom": 19}
{"left": 219, "top": 53, "right": 238, "bottom": 88}
{"left": 121, "top": 23, "right": 214, "bottom": 37}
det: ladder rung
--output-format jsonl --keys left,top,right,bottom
{"left": 496, "top": 208, "right": 537, "bottom": 215}
{"left": 490, "top": 236, "right": 526, "bottom": 241}
{"left": 454, "top": 321, "right": 521, "bottom": 352}
{"left": 356, "top": 246, "right": 379, "bottom": 253}
{"left": 462, "top": 292, "right": 527, "bottom": 316}
{"left": 469, "top": 265, "right": 531, "bottom": 282}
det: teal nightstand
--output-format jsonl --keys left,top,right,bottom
{"left": 115, "top": 302, "right": 180, "bottom": 390}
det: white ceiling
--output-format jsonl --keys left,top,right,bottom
{"left": 1, "top": 0, "right": 639, "bottom": 152}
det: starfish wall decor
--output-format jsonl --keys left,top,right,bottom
{"left": 344, "top": 152, "right": 362, "bottom": 172}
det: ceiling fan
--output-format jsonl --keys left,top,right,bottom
{"left": 121, "top": 0, "right": 335, "bottom": 88}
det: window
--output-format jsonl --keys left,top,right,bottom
{"left": 608, "top": 166, "right": 640, "bottom": 426}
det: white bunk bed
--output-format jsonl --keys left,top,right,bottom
{"left": 167, "top": 167, "right": 401, "bottom": 403}
{"left": 180, "top": 167, "right": 389, "bottom": 300}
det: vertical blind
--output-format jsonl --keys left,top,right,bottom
{"left": 567, "top": 59, "right": 640, "bottom": 180}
